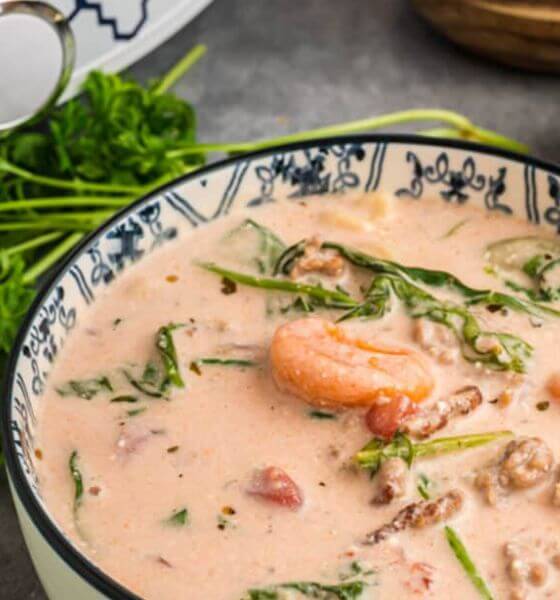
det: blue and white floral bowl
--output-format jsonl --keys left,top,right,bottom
{"left": 4, "top": 135, "right": 560, "bottom": 599}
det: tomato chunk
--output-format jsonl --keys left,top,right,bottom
{"left": 364, "top": 393, "right": 416, "bottom": 440}
{"left": 247, "top": 466, "right": 303, "bottom": 510}
{"left": 406, "top": 561, "right": 435, "bottom": 593}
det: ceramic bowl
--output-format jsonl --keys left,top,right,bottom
{"left": 4, "top": 135, "right": 560, "bottom": 599}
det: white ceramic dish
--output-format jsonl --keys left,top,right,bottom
{"left": 55, "top": 0, "right": 214, "bottom": 100}
{"left": 4, "top": 135, "right": 560, "bottom": 599}
{"left": 0, "top": 0, "right": 213, "bottom": 118}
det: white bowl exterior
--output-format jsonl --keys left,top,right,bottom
{"left": 9, "top": 475, "right": 105, "bottom": 599}
{"left": 5, "top": 139, "right": 560, "bottom": 597}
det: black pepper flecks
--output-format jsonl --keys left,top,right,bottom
{"left": 221, "top": 277, "right": 237, "bottom": 295}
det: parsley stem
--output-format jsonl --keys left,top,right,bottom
{"left": 0, "top": 211, "right": 114, "bottom": 231}
{"left": 3, "top": 232, "right": 64, "bottom": 256}
{"left": 165, "top": 109, "right": 528, "bottom": 158}
{"left": 0, "top": 158, "right": 143, "bottom": 195}
{"left": 0, "top": 197, "right": 130, "bottom": 212}
{"left": 472, "top": 125, "right": 527, "bottom": 154}
{"left": 23, "top": 232, "right": 84, "bottom": 284}
{"left": 419, "top": 127, "right": 463, "bottom": 138}
{"left": 140, "top": 165, "right": 201, "bottom": 195}
{"left": 153, "top": 44, "right": 207, "bottom": 95}
{"left": 0, "top": 222, "right": 93, "bottom": 232}
{"left": 22, "top": 210, "right": 116, "bottom": 222}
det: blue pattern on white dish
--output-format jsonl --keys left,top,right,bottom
{"left": 67, "top": 0, "right": 150, "bottom": 41}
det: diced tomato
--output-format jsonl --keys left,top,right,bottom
{"left": 247, "top": 466, "right": 303, "bottom": 510}
{"left": 364, "top": 393, "right": 416, "bottom": 440}
{"left": 405, "top": 561, "right": 435, "bottom": 593}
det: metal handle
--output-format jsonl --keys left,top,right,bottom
{"left": 0, "top": 1, "right": 75, "bottom": 131}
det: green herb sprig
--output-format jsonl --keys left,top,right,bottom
{"left": 110, "top": 395, "right": 138, "bottom": 403}
{"left": 201, "top": 252, "right": 533, "bottom": 373}
{"left": 123, "top": 369, "right": 165, "bottom": 399}
{"left": 166, "top": 507, "right": 189, "bottom": 527}
{"left": 122, "top": 324, "right": 185, "bottom": 399}
{"left": 242, "top": 580, "right": 367, "bottom": 600}
{"left": 226, "top": 219, "right": 286, "bottom": 275}
{"left": 354, "top": 431, "right": 512, "bottom": 475}
{"left": 201, "top": 262, "right": 358, "bottom": 310}
{"left": 417, "top": 473, "right": 433, "bottom": 500}
{"left": 445, "top": 526, "right": 495, "bottom": 600}
{"left": 156, "top": 323, "right": 185, "bottom": 391}
{"left": 324, "top": 241, "right": 560, "bottom": 319}
{"left": 57, "top": 376, "right": 113, "bottom": 400}
{"left": 193, "top": 357, "right": 257, "bottom": 368}
{"left": 69, "top": 450, "right": 83, "bottom": 513}
{"left": 309, "top": 410, "right": 337, "bottom": 420}
{"left": 127, "top": 407, "right": 147, "bottom": 417}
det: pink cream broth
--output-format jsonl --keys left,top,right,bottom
{"left": 36, "top": 193, "right": 560, "bottom": 599}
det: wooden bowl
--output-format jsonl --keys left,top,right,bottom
{"left": 412, "top": 0, "right": 560, "bottom": 72}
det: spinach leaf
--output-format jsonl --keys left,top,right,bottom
{"left": 57, "top": 376, "right": 112, "bottom": 400}
{"left": 193, "top": 357, "right": 257, "bottom": 368}
{"left": 156, "top": 324, "right": 185, "bottom": 391}
{"left": 123, "top": 370, "right": 165, "bottom": 399}
{"left": 417, "top": 473, "right": 432, "bottom": 500}
{"left": 309, "top": 410, "right": 337, "bottom": 420}
{"left": 142, "top": 362, "right": 159, "bottom": 385}
{"left": 127, "top": 407, "right": 147, "bottom": 417}
{"left": 326, "top": 243, "right": 534, "bottom": 373}
{"left": 324, "top": 241, "right": 560, "bottom": 319}
{"left": 355, "top": 431, "right": 512, "bottom": 475}
{"left": 69, "top": 450, "right": 83, "bottom": 513}
{"left": 166, "top": 507, "right": 189, "bottom": 527}
{"left": 110, "top": 395, "right": 138, "bottom": 403}
{"left": 202, "top": 247, "right": 534, "bottom": 373}
{"left": 243, "top": 580, "right": 367, "bottom": 600}
{"left": 123, "top": 325, "right": 185, "bottom": 399}
{"left": 226, "top": 219, "right": 286, "bottom": 275}
{"left": 200, "top": 263, "right": 358, "bottom": 311}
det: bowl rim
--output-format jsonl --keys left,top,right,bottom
{"left": 4, "top": 133, "right": 560, "bottom": 599}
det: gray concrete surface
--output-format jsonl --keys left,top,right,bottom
{"left": 2, "top": 0, "right": 560, "bottom": 598}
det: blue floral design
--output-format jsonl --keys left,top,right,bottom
{"left": 21, "top": 286, "right": 76, "bottom": 395}
{"left": 247, "top": 144, "right": 365, "bottom": 207}
{"left": 397, "top": 151, "right": 511, "bottom": 213}
{"left": 88, "top": 242, "right": 115, "bottom": 288}
{"left": 138, "top": 201, "right": 177, "bottom": 248}
{"left": 68, "top": 0, "right": 149, "bottom": 41}
{"left": 107, "top": 219, "right": 145, "bottom": 270}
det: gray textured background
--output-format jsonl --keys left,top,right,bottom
{"left": 2, "top": 0, "right": 560, "bottom": 598}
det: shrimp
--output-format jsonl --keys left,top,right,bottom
{"left": 270, "top": 318, "right": 434, "bottom": 408}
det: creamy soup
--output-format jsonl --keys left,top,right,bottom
{"left": 36, "top": 192, "right": 560, "bottom": 599}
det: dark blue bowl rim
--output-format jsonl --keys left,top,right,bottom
{"left": 4, "top": 133, "right": 560, "bottom": 599}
